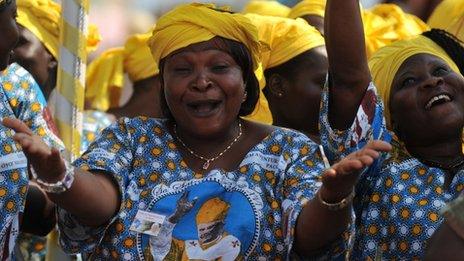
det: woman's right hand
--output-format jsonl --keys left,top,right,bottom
{"left": 2, "top": 117, "right": 66, "bottom": 183}
{"left": 320, "top": 140, "right": 392, "bottom": 202}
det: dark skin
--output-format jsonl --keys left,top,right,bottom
{"left": 2, "top": 39, "right": 391, "bottom": 258}
{"left": 265, "top": 47, "right": 328, "bottom": 143}
{"left": 424, "top": 221, "right": 464, "bottom": 260}
{"left": 424, "top": 221, "right": 464, "bottom": 261}
{"left": 108, "top": 75, "right": 163, "bottom": 119}
{"left": 301, "top": 14, "right": 325, "bottom": 35}
{"left": 0, "top": 0, "right": 18, "bottom": 71}
{"left": 389, "top": 54, "right": 464, "bottom": 181}
{"left": 12, "top": 25, "right": 56, "bottom": 100}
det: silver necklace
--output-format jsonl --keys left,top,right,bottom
{"left": 173, "top": 121, "right": 243, "bottom": 170}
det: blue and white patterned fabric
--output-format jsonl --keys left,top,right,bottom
{"left": 0, "top": 63, "right": 63, "bottom": 259}
{"left": 58, "top": 117, "right": 348, "bottom": 260}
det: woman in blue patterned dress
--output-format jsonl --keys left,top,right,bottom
{"left": 4, "top": 3, "right": 391, "bottom": 260}
{"left": 323, "top": 0, "right": 464, "bottom": 259}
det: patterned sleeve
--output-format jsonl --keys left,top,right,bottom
{"left": 279, "top": 132, "right": 350, "bottom": 260}
{"left": 1, "top": 63, "right": 63, "bottom": 149}
{"left": 319, "top": 81, "right": 391, "bottom": 163}
{"left": 57, "top": 118, "right": 134, "bottom": 254}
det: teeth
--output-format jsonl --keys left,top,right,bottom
{"left": 425, "top": 94, "right": 451, "bottom": 109}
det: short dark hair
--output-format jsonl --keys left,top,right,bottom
{"left": 158, "top": 36, "right": 260, "bottom": 120}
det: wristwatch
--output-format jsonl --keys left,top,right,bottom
{"left": 31, "top": 161, "right": 75, "bottom": 194}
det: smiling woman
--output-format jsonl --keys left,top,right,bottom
{"left": 322, "top": 0, "right": 464, "bottom": 259}
{"left": 2, "top": 3, "right": 392, "bottom": 260}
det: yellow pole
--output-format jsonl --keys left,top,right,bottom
{"left": 47, "top": 0, "right": 89, "bottom": 259}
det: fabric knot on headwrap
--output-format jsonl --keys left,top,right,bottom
{"left": 428, "top": 0, "right": 464, "bottom": 43}
{"left": 368, "top": 35, "right": 460, "bottom": 129}
{"left": 16, "top": 0, "right": 101, "bottom": 59}
{"left": 288, "top": 0, "right": 326, "bottom": 19}
{"left": 86, "top": 32, "right": 158, "bottom": 111}
{"left": 243, "top": 0, "right": 290, "bottom": 17}
{"left": 148, "top": 3, "right": 262, "bottom": 72}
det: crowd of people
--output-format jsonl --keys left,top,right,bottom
{"left": 0, "top": 0, "right": 463, "bottom": 260}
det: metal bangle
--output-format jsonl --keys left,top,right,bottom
{"left": 318, "top": 189, "right": 355, "bottom": 211}
{"left": 31, "top": 161, "right": 75, "bottom": 194}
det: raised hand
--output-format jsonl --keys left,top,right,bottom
{"left": 320, "top": 140, "right": 392, "bottom": 202}
{"left": 2, "top": 117, "right": 65, "bottom": 182}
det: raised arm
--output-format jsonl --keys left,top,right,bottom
{"left": 3, "top": 118, "right": 120, "bottom": 227}
{"left": 325, "top": 0, "right": 371, "bottom": 130}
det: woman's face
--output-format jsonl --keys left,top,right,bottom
{"left": 163, "top": 41, "right": 246, "bottom": 137}
{"left": 390, "top": 54, "right": 464, "bottom": 144}
{"left": 0, "top": 0, "right": 18, "bottom": 71}
{"left": 13, "top": 26, "right": 55, "bottom": 90}
{"left": 272, "top": 47, "right": 328, "bottom": 135}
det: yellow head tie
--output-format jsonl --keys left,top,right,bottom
{"left": 428, "top": 0, "right": 464, "bottom": 42}
{"left": 368, "top": 35, "right": 460, "bottom": 130}
{"left": 196, "top": 198, "right": 230, "bottom": 224}
{"left": 288, "top": 0, "right": 326, "bottom": 19}
{"left": 148, "top": 3, "right": 262, "bottom": 72}
{"left": 246, "top": 14, "right": 325, "bottom": 70}
{"left": 243, "top": 1, "right": 291, "bottom": 17}
{"left": 16, "top": 0, "right": 101, "bottom": 59}
{"left": 362, "top": 4, "right": 429, "bottom": 58}
{"left": 85, "top": 32, "right": 158, "bottom": 111}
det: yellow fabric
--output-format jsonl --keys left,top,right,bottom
{"left": 85, "top": 32, "right": 157, "bottom": 111}
{"left": 243, "top": 0, "right": 291, "bottom": 17}
{"left": 16, "top": 0, "right": 100, "bottom": 59}
{"left": 246, "top": 14, "right": 325, "bottom": 70}
{"left": 196, "top": 198, "right": 230, "bottom": 224}
{"left": 148, "top": 3, "right": 262, "bottom": 71}
{"left": 362, "top": 4, "right": 429, "bottom": 58}
{"left": 288, "top": 0, "right": 326, "bottom": 19}
{"left": 428, "top": 0, "right": 464, "bottom": 42}
{"left": 368, "top": 35, "right": 459, "bottom": 129}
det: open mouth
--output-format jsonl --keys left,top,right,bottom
{"left": 186, "top": 99, "right": 222, "bottom": 115}
{"left": 425, "top": 94, "right": 452, "bottom": 110}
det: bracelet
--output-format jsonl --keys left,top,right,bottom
{"left": 318, "top": 189, "right": 355, "bottom": 211}
{"left": 30, "top": 160, "right": 75, "bottom": 194}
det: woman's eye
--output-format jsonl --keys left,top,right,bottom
{"left": 401, "top": 77, "right": 416, "bottom": 88}
{"left": 173, "top": 67, "right": 191, "bottom": 73}
{"left": 433, "top": 67, "right": 449, "bottom": 76}
{"left": 212, "top": 65, "right": 229, "bottom": 72}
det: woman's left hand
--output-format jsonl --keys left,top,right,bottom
{"left": 320, "top": 140, "right": 392, "bottom": 202}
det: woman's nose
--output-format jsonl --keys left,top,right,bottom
{"left": 192, "top": 72, "right": 212, "bottom": 91}
{"left": 422, "top": 75, "right": 444, "bottom": 89}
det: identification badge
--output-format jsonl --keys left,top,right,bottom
{"left": 130, "top": 210, "right": 166, "bottom": 237}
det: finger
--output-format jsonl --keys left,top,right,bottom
{"left": 365, "top": 140, "right": 392, "bottom": 152}
{"left": 358, "top": 148, "right": 380, "bottom": 159}
{"left": 357, "top": 155, "right": 374, "bottom": 167}
{"left": 333, "top": 159, "right": 364, "bottom": 175}
{"left": 2, "top": 118, "right": 34, "bottom": 135}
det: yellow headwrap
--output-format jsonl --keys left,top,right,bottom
{"left": 148, "top": 3, "right": 262, "bottom": 71}
{"left": 85, "top": 32, "right": 157, "bottom": 111}
{"left": 16, "top": 0, "right": 101, "bottom": 59}
{"left": 288, "top": 0, "right": 326, "bottom": 19}
{"left": 243, "top": 0, "right": 291, "bottom": 17}
{"left": 362, "top": 4, "right": 429, "bottom": 58}
{"left": 428, "top": 0, "right": 464, "bottom": 42}
{"left": 196, "top": 198, "right": 230, "bottom": 224}
{"left": 246, "top": 14, "right": 325, "bottom": 70}
{"left": 368, "top": 35, "right": 460, "bottom": 129}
